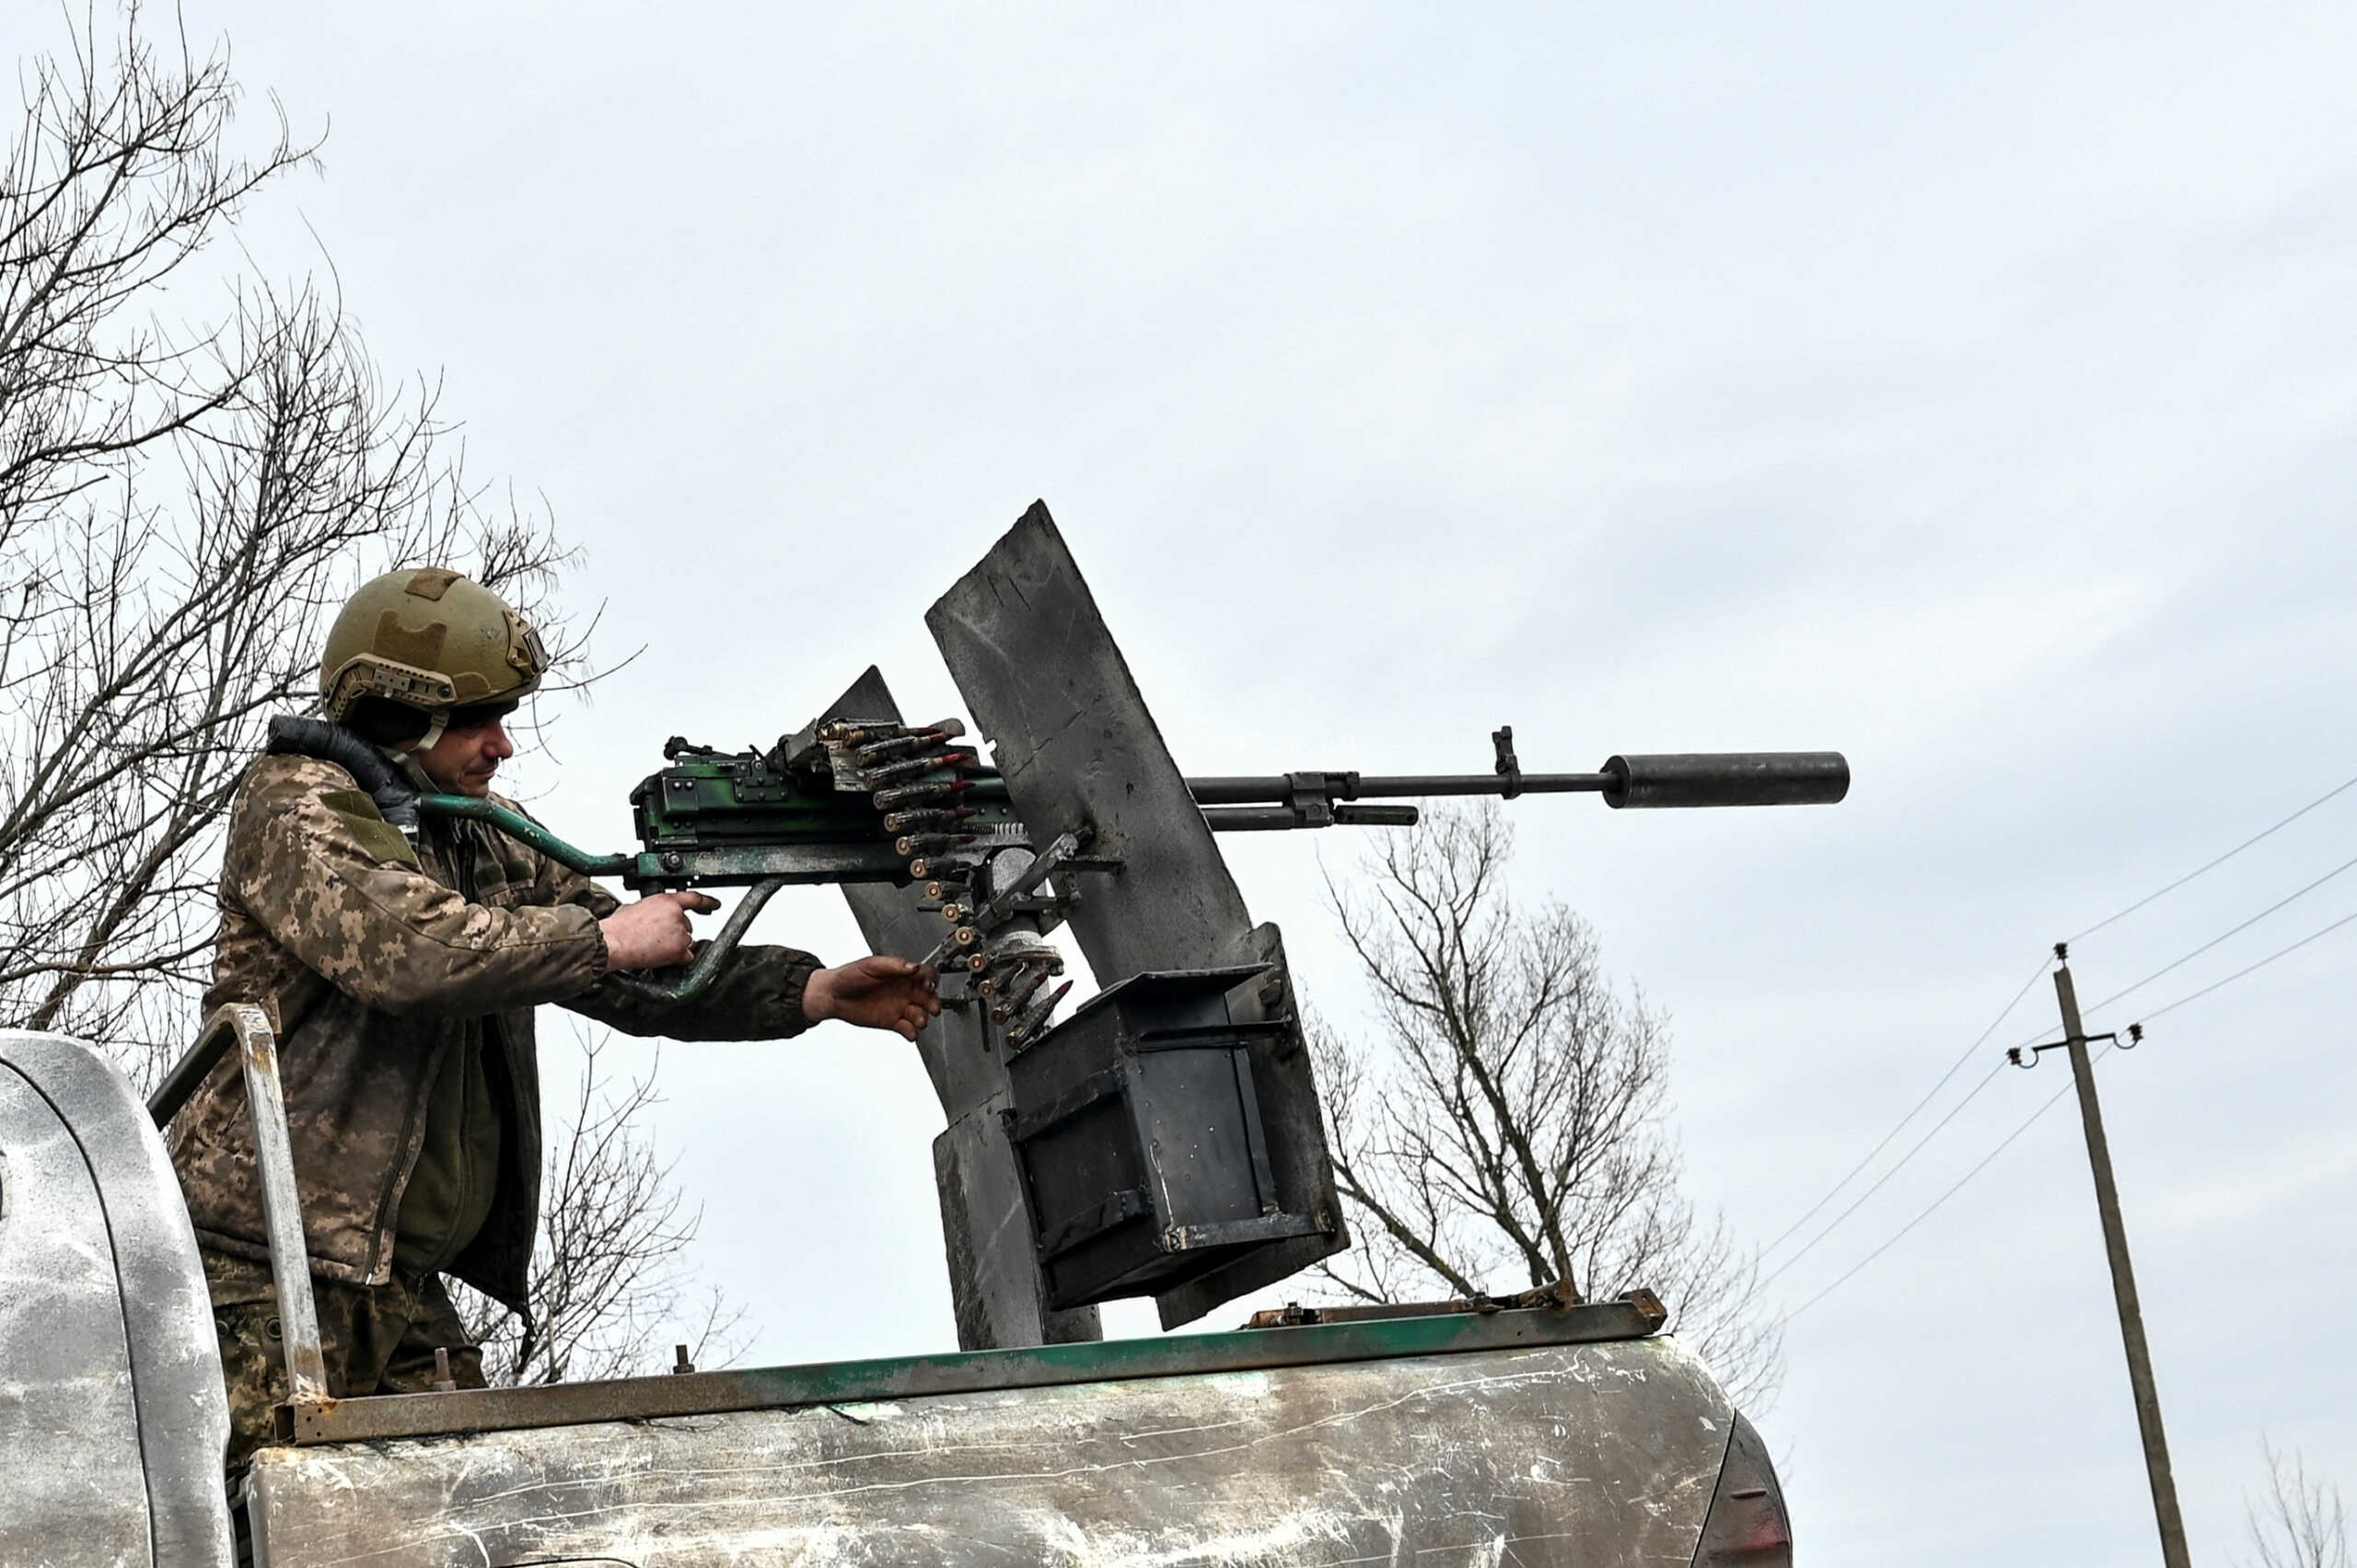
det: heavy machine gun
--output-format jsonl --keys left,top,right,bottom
{"left": 417, "top": 724, "right": 1845, "bottom": 1012}
{"left": 396, "top": 501, "right": 1847, "bottom": 1339}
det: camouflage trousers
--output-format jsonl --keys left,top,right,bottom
{"left": 203, "top": 1249, "right": 488, "bottom": 1472}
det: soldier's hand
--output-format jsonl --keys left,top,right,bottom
{"left": 802, "top": 956, "right": 941, "bottom": 1040}
{"left": 598, "top": 891, "right": 722, "bottom": 970}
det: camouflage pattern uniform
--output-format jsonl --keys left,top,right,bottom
{"left": 203, "top": 1251, "right": 484, "bottom": 1469}
{"left": 173, "top": 749, "right": 820, "bottom": 1469}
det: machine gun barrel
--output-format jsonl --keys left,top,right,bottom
{"left": 1185, "top": 750, "right": 1848, "bottom": 830}
{"left": 1186, "top": 772, "right": 1615, "bottom": 804}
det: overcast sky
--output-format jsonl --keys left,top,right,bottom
{"left": 49, "top": 1, "right": 2356, "bottom": 1560}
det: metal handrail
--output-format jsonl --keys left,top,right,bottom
{"left": 149, "top": 1004, "right": 330, "bottom": 1409}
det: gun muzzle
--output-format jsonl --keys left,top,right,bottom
{"left": 1600, "top": 752, "right": 1850, "bottom": 809}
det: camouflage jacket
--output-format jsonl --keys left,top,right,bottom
{"left": 170, "top": 752, "right": 821, "bottom": 1311}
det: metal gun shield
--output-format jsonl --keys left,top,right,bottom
{"left": 926, "top": 502, "right": 1346, "bottom": 1326}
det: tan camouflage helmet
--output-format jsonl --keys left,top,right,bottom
{"left": 319, "top": 568, "right": 547, "bottom": 725}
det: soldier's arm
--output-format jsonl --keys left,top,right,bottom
{"left": 229, "top": 784, "right": 610, "bottom": 1017}
{"left": 523, "top": 843, "right": 824, "bottom": 1042}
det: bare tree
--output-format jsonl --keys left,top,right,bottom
{"left": 456, "top": 1028, "right": 749, "bottom": 1386}
{"left": 2246, "top": 1440, "right": 2350, "bottom": 1568}
{"left": 1309, "top": 804, "right": 1783, "bottom": 1409}
{"left": 2, "top": 6, "right": 734, "bottom": 1388}
{"left": 0, "top": 6, "right": 581, "bottom": 1086}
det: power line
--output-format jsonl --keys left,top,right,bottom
{"left": 2070, "top": 768, "right": 2357, "bottom": 942}
{"left": 2000, "top": 855, "right": 2357, "bottom": 1057}
{"left": 2077, "top": 850, "right": 2357, "bottom": 1016}
{"left": 1759, "top": 957, "right": 2050, "bottom": 1260}
{"left": 1765, "top": 775, "right": 2356, "bottom": 1265}
{"left": 1793, "top": 901, "right": 2357, "bottom": 1320}
{"left": 2138, "top": 904, "right": 2357, "bottom": 1024}
{"left": 1758, "top": 1056, "right": 2009, "bottom": 1289}
{"left": 1766, "top": 768, "right": 2357, "bottom": 1307}
{"left": 1787, "top": 1048, "right": 2103, "bottom": 1320}
{"left": 1787, "top": 885, "right": 2357, "bottom": 1324}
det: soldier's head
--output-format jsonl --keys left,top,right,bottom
{"left": 319, "top": 568, "right": 548, "bottom": 797}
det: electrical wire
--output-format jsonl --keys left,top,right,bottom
{"left": 1786, "top": 1048, "right": 2105, "bottom": 1321}
{"left": 1791, "top": 896, "right": 2357, "bottom": 1318}
{"left": 1758, "top": 958, "right": 2050, "bottom": 1260}
{"left": 1761, "top": 781, "right": 2354, "bottom": 1266}
{"left": 1997, "top": 851, "right": 2357, "bottom": 1059}
{"left": 2136, "top": 904, "right": 2357, "bottom": 1024}
{"left": 2075, "top": 850, "right": 2357, "bottom": 1016}
{"left": 1757, "top": 1057, "right": 2010, "bottom": 1289}
{"left": 1782, "top": 802, "right": 2357, "bottom": 1321}
{"left": 1765, "top": 768, "right": 2357, "bottom": 1314}
{"left": 2069, "top": 768, "right": 2357, "bottom": 942}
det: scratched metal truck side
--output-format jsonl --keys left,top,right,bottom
{"left": 0, "top": 1028, "right": 1789, "bottom": 1567}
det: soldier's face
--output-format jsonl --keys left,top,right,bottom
{"left": 419, "top": 716, "right": 517, "bottom": 797}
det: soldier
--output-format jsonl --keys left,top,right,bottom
{"left": 169, "top": 567, "right": 940, "bottom": 1470}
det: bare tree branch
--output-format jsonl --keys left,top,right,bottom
{"left": 0, "top": 6, "right": 596, "bottom": 1086}
{"left": 2, "top": 6, "right": 702, "bottom": 1388}
{"left": 1309, "top": 803, "right": 1785, "bottom": 1410}
{"left": 454, "top": 1028, "right": 749, "bottom": 1387}
{"left": 2245, "top": 1440, "right": 2351, "bottom": 1568}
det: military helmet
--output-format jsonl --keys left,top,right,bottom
{"left": 319, "top": 568, "right": 547, "bottom": 723}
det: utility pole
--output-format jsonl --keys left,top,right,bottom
{"left": 2015, "top": 942, "right": 2191, "bottom": 1568}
